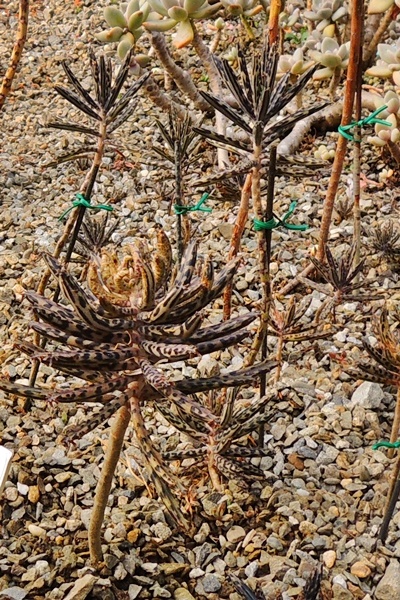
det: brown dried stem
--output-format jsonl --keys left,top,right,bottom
{"left": 245, "top": 144, "right": 278, "bottom": 368}
{"left": 353, "top": 2, "right": 364, "bottom": 271}
{"left": 89, "top": 402, "right": 131, "bottom": 566}
{"left": 0, "top": 0, "right": 29, "bottom": 112}
{"left": 316, "top": 0, "right": 363, "bottom": 263}
{"left": 389, "top": 388, "right": 400, "bottom": 459}
{"left": 223, "top": 173, "right": 252, "bottom": 320}
{"left": 268, "top": 0, "right": 283, "bottom": 45}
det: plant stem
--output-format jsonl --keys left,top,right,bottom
{"left": 240, "top": 15, "right": 255, "bottom": 40}
{"left": 363, "top": 6, "right": 400, "bottom": 69}
{"left": 245, "top": 143, "right": 277, "bottom": 368}
{"left": 223, "top": 173, "right": 252, "bottom": 320}
{"left": 353, "top": 3, "right": 364, "bottom": 272}
{"left": 315, "top": 0, "right": 363, "bottom": 264}
{"left": 268, "top": 0, "right": 282, "bottom": 45}
{"left": 191, "top": 21, "right": 229, "bottom": 168}
{"left": 274, "top": 335, "right": 284, "bottom": 383}
{"left": 210, "top": 28, "right": 222, "bottom": 54}
{"left": 89, "top": 403, "right": 131, "bottom": 566}
{"left": 150, "top": 31, "right": 210, "bottom": 112}
{"left": 380, "top": 449, "right": 400, "bottom": 542}
{"left": 174, "top": 138, "right": 184, "bottom": 261}
{"left": 29, "top": 113, "right": 108, "bottom": 387}
{"left": 0, "top": 0, "right": 29, "bottom": 112}
{"left": 329, "top": 66, "right": 342, "bottom": 99}
{"left": 142, "top": 69, "right": 188, "bottom": 120}
{"left": 389, "top": 388, "right": 400, "bottom": 459}
{"left": 387, "top": 140, "right": 400, "bottom": 165}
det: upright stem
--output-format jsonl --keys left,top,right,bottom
{"left": 174, "top": 143, "right": 184, "bottom": 261}
{"left": 353, "top": 9, "right": 364, "bottom": 271}
{"left": 191, "top": 22, "right": 229, "bottom": 169}
{"left": 0, "top": 0, "right": 29, "bottom": 112}
{"left": 223, "top": 173, "right": 252, "bottom": 320}
{"left": 315, "top": 0, "right": 363, "bottom": 263}
{"left": 89, "top": 403, "right": 131, "bottom": 566}
{"left": 29, "top": 114, "right": 108, "bottom": 387}
{"left": 363, "top": 6, "right": 399, "bottom": 69}
{"left": 389, "top": 388, "right": 400, "bottom": 459}
{"left": 268, "top": 0, "right": 283, "bottom": 45}
{"left": 150, "top": 32, "right": 210, "bottom": 112}
{"left": 245, "top": 143, "right": 277, "bottom": 368}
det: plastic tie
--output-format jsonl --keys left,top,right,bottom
{"left": 59, "top": 193, "right": 114, "bottom": 221}
{"left": 173, "top": 192, "right": 212, "bottom": 216}
{"left": 372, "top": 440, "right": 400, "bottom": 450}
{"left": 338, "top": 105, "right": 392, "bottom": 141}
{"left": 253, "top": 201, "right": 308, "bottom": 232}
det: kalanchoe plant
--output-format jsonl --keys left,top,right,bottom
{"left": 267, "top": 296, "right": 334, "bottom": 382}
{"left": 194, "top": 38, "right": 325, "bottom": 355}
{"left": 0, "top": 236, "right": 275, "bottom": 563}
{"left": 47, "top": 47, "right": 150, "bottom": 168}
{"left": 194, "top": 40, "right": 323, "bottom": 150}
{"left": 369, "top": 220, "right": 400, "bottom": 261}
{"left": 344, "top": 307, "right": 400, "bottom": 542}
{"left": 301, "top": 243, "right": 384, "bottom": 322}
{"left": 152, "top": 110, "right": 202, "bottom": 258}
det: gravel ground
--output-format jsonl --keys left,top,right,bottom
{"left": 2, "top": 1, "right": 400, "bottom": 599}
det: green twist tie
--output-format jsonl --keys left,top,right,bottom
{"left": 372, "top": 440, "right": 400, "bottom": 450}
{"left": 338, "top": 105, "right": 392, "bottom": 141}
{"left": 173, "top": 192, "right": 212, "bottom": 216}
{"left": 253, "top": 201, "right": 308, "bottom": 232}
{"left": 59, "top": 193, "right": 114, "bottom": 221}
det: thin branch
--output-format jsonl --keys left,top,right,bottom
{"left": 0, "top": 0, "right": 29, "bottom": 112}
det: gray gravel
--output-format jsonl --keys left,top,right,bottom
{"left": 2, "top": 1, "right": 400, "bottom": 599}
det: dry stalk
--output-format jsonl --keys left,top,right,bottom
{"left": 316, "top": 0, "right": 363, "bottom": 263}
{"left": 89, "top": 403, "right": 132, "bottom": 566}
{"left": 223, "top": 173, "right": 252, "bottom": 320}
{"left": 0, "top": 0, "right": 29, "bottom": 112}
{"left": 353, "top": 1, "right": 364, "bottom": 271}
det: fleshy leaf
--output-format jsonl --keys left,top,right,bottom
{"left": 172, "top": 19, "right": 194, "bottom": 48}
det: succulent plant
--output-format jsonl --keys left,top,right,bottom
{"left": 366, "top": 41, "right": 400, "bottom": 86}
{"left": 0, "top": 238, "right": 276, "bottom": 526}
{"left": 368, "top": 0, "right": 400, "bottom": 14}
{"left": 304, "top": 0, "right": 348, "bottom": 36}
{"left": 366, "top": 91, "right": 400, "bottom": 148}
{"left": 278, "top": 48, "right": 315, "bottom": 77}
{"left": 220, "top": 0, "right": 262, "bottom": 17}
{"left": 97, "top": 0, "right": 222, "bottom": 50}
{"left": 314, "top": 143, "right": 336, "bottom": 161}
{"left": 309, "top": 37, "right": 350, "bottom": 81}
{"left": 145, "top": 0, "right": 222, "bottom": 47}
{"left": 96, "top": 0, "right": 153, "bottom": 59}
{"left": 301, "top": 244, "right": 384, "bottom": 322}
{"left": 279, "top": 5, "right": 301, "bottom": 29}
